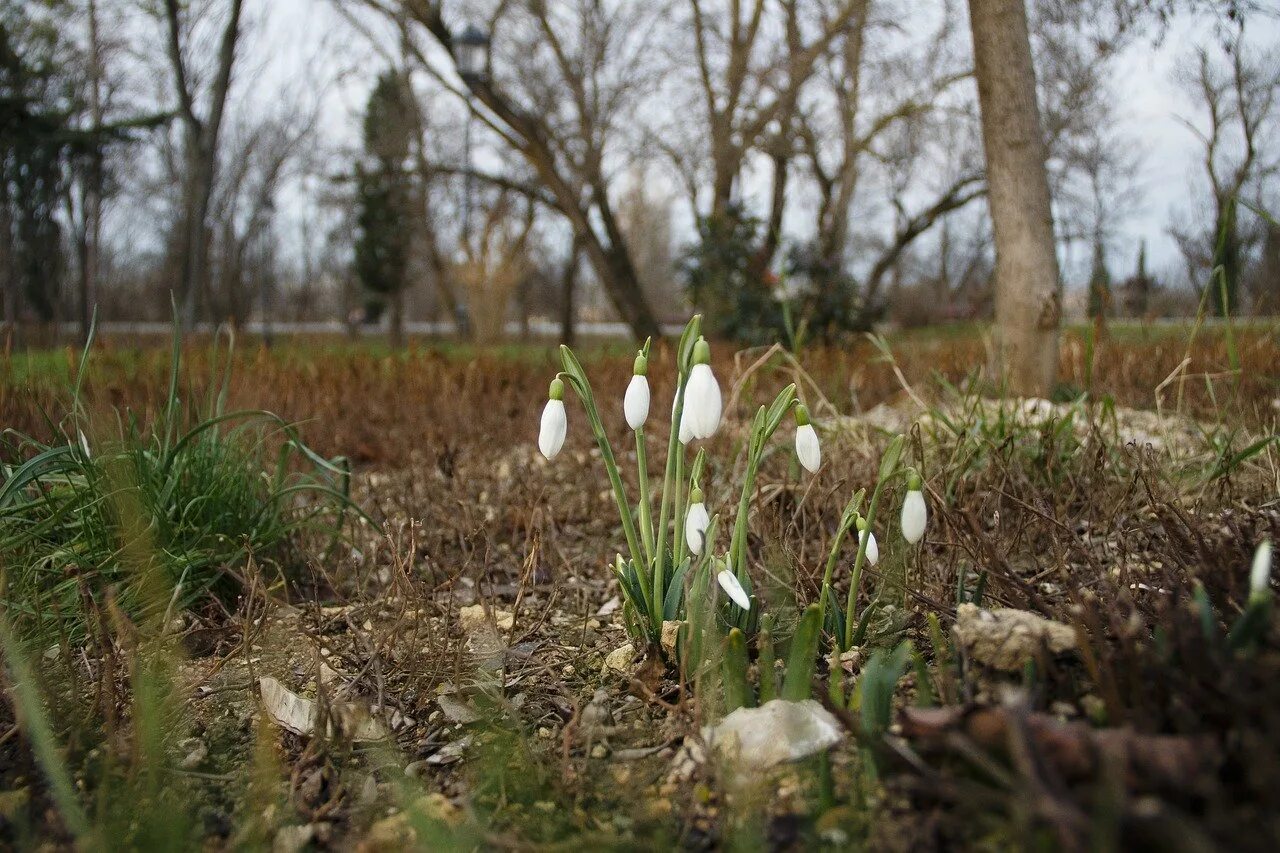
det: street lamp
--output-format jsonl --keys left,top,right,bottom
{"left": 454, "top": 24, "right": 489, "bottom": 84}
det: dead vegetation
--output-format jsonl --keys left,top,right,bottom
{"left": 1, "top": 328, "right": 1278, "bottom": 850}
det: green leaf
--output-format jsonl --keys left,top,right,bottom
{"left": 781, "top": 604, "right": 822, "bottom": 701}
{"left": 723, "top": 628, "right": 753, "bottom": 712}
{"left": 663, "top": 557, "right": 691, "bottom": 621}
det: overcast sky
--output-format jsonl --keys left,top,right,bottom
{"left": 250, "top": 1, "right": 1279, "bottom": 287}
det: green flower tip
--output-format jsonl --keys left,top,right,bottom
{"left": 690, "top": 485, "right": 704, "bottom": 504}
{"left": 906, "top": 468, "right": 922, "bottom": 491}
{"left": 855, "top": 514, "right": 867, "bottom": 532}
{"left": 794, "top": 404, "right": 811, "bottom": 426}
{"left": 548, "top": 377, "right": 565, "bottom": 400}
{"left": 633, "top": 352, "right": 648, "bottom": 376}
{"left": 692, "top": 337, "right": 711, "bottom": 365}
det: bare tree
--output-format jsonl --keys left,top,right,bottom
{"left": 162, "top": 0, "right": 246, "bottom": 327}
{"left": 1170, "top": 26, "right": 1280, "bottom": 315}
{"left": 210, "top": 104, "right": 316, "bottom": 326}
{"left": 967, "top": 0, "right": 1062, "bottom": 395}
{"left": 793, "top": 2, "right": 982, "bottom": 316}
{"left": 346, "top": 0, "right": 664, "bottom": 340}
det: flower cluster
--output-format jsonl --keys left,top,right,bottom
{"left": 536, "top": 317, "right": 830, "bottom": 643}
{"left": 536, "top": 315, "right": 935, "bottom": 669}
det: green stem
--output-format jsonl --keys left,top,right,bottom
{"left": 656, "top": 430, "right": 685, "bottom": 631}
{"left": 672, "top": 446, "right": 687, "bottom": 564}
{"left": 844, "top": 435, "right": 905, "bottom": 649}
{"left": 561, "top": 371, "right": 643, "bottom": 585}
{"left": 819, "top": 491, "right": 864, "bottom": 627}
{"left": 654, "top": 380, "right": 687, "bottom": 630}
{"left": 636, "top": 427, "right": 654, "bottom": 567}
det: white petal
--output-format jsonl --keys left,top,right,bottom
{"left": 901, "top": 490, "right": 927, "bottom": 545}
{"left": 717, "top": 569, "right": 751, "bottom": 610}
{"left": 859, "top": 529, "right": 879, "bottom": 566}
{"left": 1251, "top": 540, "right": 1273, "bottom": 596}
{"left": 795, "top": 424, "right": 820, "bottom": 472}
{"left": 685, "top": 502, "right": 710, "bottom": 554}
{"left": 685, "top": 363, "right": 722, "bottom": 439}
{"left": 672, "top": 389, "right": 695, "bottom": 444}
{"left": 538, "top": 399, "right": 566, "bottom": 459}
{"left": 624, "top": 375, "right": 650, "bottom": 430}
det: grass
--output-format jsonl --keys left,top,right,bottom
{"left": 0, "top": 320, "right": 358, "bottom": 642}
{"left": 0, "top": 321, "right": 1277, "bottom": 850}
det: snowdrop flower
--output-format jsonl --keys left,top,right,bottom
{"left": 717, "top": 565, "right": 751, "bottom": 610}
{"left": 901, "top": 469, "right": 927, "bottom": 545}
{"left": 538, "top": 377, "right": 567, "bottom": 460}
{"left": 685, "top": 486, "right": 710, "bottom": 554}
{"left": 1250, "top": 540, "right": 1273, "bottom": 603}
{"left": 671, "top": 389, "right": 695, "bottom": 444}
{"left": 683, "top": 337, "right": 722, "bottom": 440}
{"left": 794, "top": 404, "right": 820, "bottom": 472}
{"left": 857, "top": 516, "right": 879, "bottom": 566}
{"left": 624, "top": 352, "right": 650, "bottom": 431}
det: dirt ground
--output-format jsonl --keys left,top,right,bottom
{"left": 2, "top": 327, "right": 1279, "bottom": 850}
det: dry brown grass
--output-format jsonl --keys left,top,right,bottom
{"left": 2, "top": 325, "right": 1278, "bottom": 849}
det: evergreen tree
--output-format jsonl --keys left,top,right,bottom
{"left": 354, "top": 71, "right": 415, "bottom": 348}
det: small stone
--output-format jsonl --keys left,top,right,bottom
{"left": 702, "top": 699, "right": 843, "bottom": 770}
{"left": 590, "top": 744, "right": 608, "bottom": 759}
{"left": 178, "top": 737, "right": 207, "bottom": 770}
{"left": 661, "top": 621, "right": 681, "bottom": 658}
{"left": 459, "top": 604, "right": 514, "bottom": 632}
{"left": 952, "top": 603, "right": 1077, "bottom": 672}
{"left": 602, "top": 642, "right": 637, "bottom": 676}
{"left": 273, "top": 824, "right": 316, "bottom": 853}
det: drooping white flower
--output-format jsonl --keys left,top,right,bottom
{"left": 539, "top": 378, "right": 567, "bottom": 460}
{"left": 624, "top": 352, "right": 650, "bottom": 430}
{"left": 901, "top": 470, "right": 927, "bottom": 545}
{"left": 685, "top": 487, "right": 710, "bottom": 554}
{"left": 858, "top": 524, "right": 879, "bottom": 567}
{"left": 1251, "top": 540, "right": 1273, "bottom": 600}
{"left": 672, "top": 389, "right": 695, "bottom": 444}
{"left": 794, "top": 404, "right": 820, "bottom": 473}
{"left": 717, "top": 566, "right": 751, "bottom": 610}
{"left": 625, "top": 375, "right": 650, "bottom": 430}
{"left": 683, "top": 337, "right": 722, "bottom": 440}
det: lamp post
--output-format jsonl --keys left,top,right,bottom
{"left": 454, "top": 24, "right": 489, "bottom": 336}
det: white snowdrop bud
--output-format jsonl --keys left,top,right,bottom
{"left": 539, "top": 378, "right": 567, "bottom": 460}
{"left": 901, "top": 469, "right": 927, "bottom": 545}
{"left": 717, "top": 566, "right": 751, "bottom": 610}
{"left": 857, "top": 516, "right": 879, "bottom": 566}
{"left": 685, "top": 487, "right": 710, "bottom": 555}
{"left": 624, "top": 352, "right": 650, "bottom": 430}
{"left": 684, "top": 338, "right": 722, "bottom": 440}
{"left": 794, "top": 404, "right": 820, "bottom": 473}
{"left": 1250, "top": 540, "right": 1273, "bottom": 601}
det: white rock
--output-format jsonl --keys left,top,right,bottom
{"left": 701, "top": 699, "right": 843, "bottom": 770}
{"left": 602, "top": 642, "right": 637, "bottom": 675}
{"left": 952, "top": 603, "right": 1077, "bottom": 671}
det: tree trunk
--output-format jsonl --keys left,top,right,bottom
{"left": 165, "top": 0, "right": 245, "bottom": 330}
{"left": 967, "top": 0, "right": 1061, "bottom": 396}
{"left": 561, "top": 234, "right": 582, "bottom": 346}
{"left": 389, "top": 288, "right": 405, "bottom": 350}
{"left": 1210, "top": 195, "right": 1241, "bottom": 317}
{"left": 1, "top": 184, "right": 16, "bottom": 341}
{"left": 81, "top": 0, "right": 104, "bottom": 344}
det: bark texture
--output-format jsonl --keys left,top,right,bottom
{"left": 967, "top": 0, "right": 1061, "bottom": 396}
